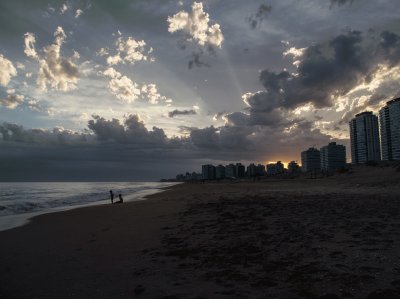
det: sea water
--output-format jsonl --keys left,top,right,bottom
{"left": 0, "top": 182, "right": 179, "bottom": 231}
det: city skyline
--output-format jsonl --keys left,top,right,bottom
{"left": 1, "top": 0, "right": 400, "bottom": 180}
{"left": 178, "top": 139, "right": 348, "bottom": 181}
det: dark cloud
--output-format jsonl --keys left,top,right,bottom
{"left": 247, "top": 3, "right": 272, "bottom": 29}
{"left": 224, "top": 111, "right": 249, "bottom": 127}
{"left": 0, "top": 108, "right": 344, "bottom": 180}
{"left": 0, "top": 114, "right": 172, "bottom": 148}
{"left": 188, "top": 52, "right": 210, "bottom": 69}
{"left": 189, "top": 126, "right": 220, "bottom": 149}
{"left": 188, "top": 117, "right": 340, "bottom": 162}
{"left": 189, "top": 124, "right": 254, "bottom": 153}
{"left": 0, "top": 115, "right": 189, "bottom": 181}
{"left": 88, "top": 114, "right": 168, "bottom": 146}
{"left": 173, "top": 24, "right": 218, "bottom": 69}
{"left": 243, "top": 91, "right": 281, "bottom": 112}
{"left": 262, "top": 30, "right": 367, "bottom": 109}
{"left": 330, "top": 0, "right": 355, "bottom": 8}
{"left": 182, "top": 45, "right": 217, "bottom": 69}
{"left": 380, "top": 31, "right": 400, "bottom": 66}
{"left": 251, "top": 30, "right": 400, "bottom": 112}
{"left": 168, "top": 109, "right": 197, "bottom": 118}
{"left": 0, "top": 122, "right": 89, "bottom": 144}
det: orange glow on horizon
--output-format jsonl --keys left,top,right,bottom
{"left": 265, "top": 160, "right": 302, "bottom": 168}
{"left": 266, "top": 161, "right": 289, "bottom": 168}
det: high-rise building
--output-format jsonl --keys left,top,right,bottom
{"left": 301, "top": 147, "right": 321, "bottom": 172}
{"left": 236, "top": 163, "right": 245, "bottom": 178}
{"left": 288, "top": 161, "right": 300, "bottom": 173}
{"left": 215, "top": 165, "right": 226, "bottom": 179}
{"left": 247, "top": 163, "right": 257, "bottom": 177}
{"left": 256, "top": 164, "right": 266, "bottom": 176}
{"left": 379, "top": 98, "right": 400, "bottom": 160}
{"left": 320, "top": 142, "right": 346, "bottom": 171}
{"left": 225, "top": 164, "right": 236, "bottom": 178}
{"left": 248, "top": 163, "right": 266, "bottom": 177}
{"left": 266, "top": 161, "right": 284, "bottom": 175}
{"left": 202, "top": 164, "right": 216, "bottom": 180}
{"left": 349, "top": 111, "right": 381, "bottom": 164}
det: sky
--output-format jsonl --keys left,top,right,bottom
{"left": 1, "top": 0, "right": 400, "bottom": 181}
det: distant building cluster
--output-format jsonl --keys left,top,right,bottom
{"left": 170, "top": 98, "right": 400, "bottom": 182}
{"left": 173, "top": 143, "right": 348, "bottom": 182}
{"left": 350, "top": 97, "right": 400, "bottom": 164}
{"left": 175, "top": 160, "right": 303, "bottom": 181}
{"left": 200, "top": 163, "right": 261, "bottom": 180}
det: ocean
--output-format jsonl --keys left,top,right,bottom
{"left": 0, "top": 181, "right": 179, "bottom": 231}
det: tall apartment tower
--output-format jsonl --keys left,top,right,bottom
{"left": 215, "top": 165, "right": 226, "bottom": 179}
{"left": 320, "top": 142, "right": 346, "bottom": 171}
{"left": 349, "top": 111, "right": 381, "bottom": 164}
{"left": 379, "top": 98, "right": 400, "bottom": 160}
{"left": 202, "top": 164, "right": 216, "bottom": 180}
{"left": 225, "top": 164, "right": 236, "bottom": 178}
{"left": 301, "top": 147, "right": 321, "bottom": 172}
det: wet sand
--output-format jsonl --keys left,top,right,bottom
{"left": 1, "top": 166, "right": 400, "bottom": 298}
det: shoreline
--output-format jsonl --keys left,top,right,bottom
{"left": 0, "top": 182, "right": 179, "bottom": 232}
{"left": 1, "top": 167, "right": 400, "bottom": 298}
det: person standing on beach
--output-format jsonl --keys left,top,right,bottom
{"left": 117, "top": 194, "right": 123, "bottom": 204}
{"left": 109, "top": 190, "right": 114, "bottom": 204}
{"left": 114, "top": 194, "right": 124, "bottom": 204}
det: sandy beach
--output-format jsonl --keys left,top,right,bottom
{"left": 1, "top": 166, "right": 400, "bottom": 298}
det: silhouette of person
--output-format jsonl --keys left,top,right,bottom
{"left": 110, "top": 190, "right": 114, "bottom": 204}
{"left": 115, "top": 194, "right": 124, "bottom": 204}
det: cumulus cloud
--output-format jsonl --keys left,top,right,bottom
{"left": 168, "top": 109, "right": 197, "bottom": 118}
{"left": 97, "top": 48, "right": 109, "bottom": 57}
{"left": 26, "top": 99, "right": 42, "bottom": 112}
{"left": 60, "top": 2, "right": 70, "bottom": 14}
{"left": 23, "top": 33, "right": 38, "bottom": 59}
{"left": 16, "top": 62, "right": 25, "bottom": 70}
{"left": 102, "top": 67, "right": 141, "bottom": 103}
{"left": 0, "top": 90, "right": 24, "bottom": 109}
{"left": 102, "top": 67, "right": 169, "bottom": 105}
{"left": 97, "top": 33, "right": 169, "bottom": 104}
{"left": 0, "top": 54, "right": 17, "bottom": 86}
{"left": 24, "top": 27, "right": 80, "bottom": 92}
{"left": 75, "top": 9, "right": 83, "bottom": 18}
{"left": 247, "top": 3, "right": 272, "bottom": 29}
{"left": 105, "top": 35, "right": 153, "bottom": 66}
{"left": 168, "top": 2, "right": 224, "bottom": 48}
{"left": 141, "top": 84, "right": 170, "bottom": 104}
